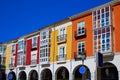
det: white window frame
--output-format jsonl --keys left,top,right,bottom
{"left": 77, "top": 41, "right": 85, "bottom": 55}
{"left": 77, "top": 21, "right": 85, "bottom": 35}
{"left": 32, "top": 36, "right": 37, "bottom": 48}
{"left": 12, "top": 44, "right": 16, "bottom": 53}
{"left": 93, "top": 6, "right": 112, "bottom": 54}
{"left": 18, "top": 39, "right": 25, "bottom": 52}
{"left": 17, "top": 52, "right": 25, "bottom": 66}
{"left": 59, "top": 27, "right": 66, "bottom": 35}
{"left": 0, "top": 45, "right": 3, "bottom": 53}
{"left": 31, "top": 51, "right": 37, "bottom": 64}
{"left": 58, "top": 44, "right": 66, "bottom": 61}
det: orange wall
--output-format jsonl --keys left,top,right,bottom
{"left": 72, "top": 14, "right": 93, "bottom": 59}
{"left": 113, "top": 4, "right": 120, "bottom": 53}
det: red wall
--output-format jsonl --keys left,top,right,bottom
{"left": 26, "top": 39, "right": 32, "bottom": 65}
{"left": 14, "top": 44, "right": 18, "bottom": 67}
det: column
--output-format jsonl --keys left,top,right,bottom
{"left": 69, "top": 73, "right": 74, "bottom": 80}
{"left": 91, "top": 72, "right": 95, "bottom": 80}
{"left": 119, "top": 71, "right": 120, "bottom": 80}
{"left": 52, "top": 73, "right": 56, "bottom": 80}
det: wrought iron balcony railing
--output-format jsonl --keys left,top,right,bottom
{"left": 74, "top": 28, "right": 86, "bottom": 38}
{"left": 57, "top": 54, "right": 66, "bottom": 61}
{"left": 74, "top": 51, "right": 86, "bottom": 60}
{"left": 57, "top": 34, "right": 67, "bottom": 43}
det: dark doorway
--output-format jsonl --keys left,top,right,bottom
{"left": 18, "top": 71, "right": 26, "bottom": 80}
{"left": 29, "top": 70, "right": 38, "bottom": 80}
{"left": 56, "top": 67, "right": 69, "bottom": 80}
{"left": 8, "top": 71, "right": 16, "bottom": 80}
{"left": 41, "top": 69, "right": 52, "bottom": 80}
{"left": 73, "top": 65, "right": 91, "bottom": 80}
{"left": 101, "top": 63, "right": 118, "bottom": 80}
{"left": 0, "top": 69, "right": 6, "bottom": 80}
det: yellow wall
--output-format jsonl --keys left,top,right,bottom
{"left": 5, "top": 44, "right": 12, "bottom": 69}
{"left": 50, "top": 24, "right": 72, "bottom": 62}
{"left": 66, "top": 25, "right": 72, "bottom": 60}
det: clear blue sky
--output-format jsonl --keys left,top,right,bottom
{"left": 0, "top": 0, "right": 111, "bottom": 42}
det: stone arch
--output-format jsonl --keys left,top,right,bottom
{"left": 8, "top": 71, "right": 16, "bottom": 80}
{"left": 55, "top": 66, "right": 69, "bottom": 80}
{"left": 28, "top": 70, "right": 38, "bottom": 80}
{"left": 100, "top": 62, "right": 118, "bottom": 80}
{"left": 41, "top": 68, "right": 52, "bottom": 80}
{"left": 18, "top": 71, "right": 27, "bottom": 80}
{"left": 73, "top": 65, "right": 91, "bottom": 80}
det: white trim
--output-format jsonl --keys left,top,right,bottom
{"left": 54, "top": 22, "right": 72, "bottom": 31}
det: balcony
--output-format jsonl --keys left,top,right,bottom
{"left": 57, "top": 54, "right": 66, "bottom": 61}
{"left": 57, "top": 34, "right": 67, "bottom": 43}
{"left": 40, "top": 57, "right": 50, "bottom": 64}
{"left": 74, "top": 51, "right": 86, "bottom": 60}
{"left": 74, "top": 28, "right": 86, "bottom": 39}
{"left": 31, "top": 59, "right": 36, "bottom": 65}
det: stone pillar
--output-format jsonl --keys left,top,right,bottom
{"left": 91, "top": 72, "right": 95, "bottom": 80}
{"left": 52, "top": 73, "right": 56, "bottom": 80}
{"left": 69, "top": 73, "right": 74, "bottom": 80}
{"left": 119, "top": 71, "right": 120, "bottom": 80}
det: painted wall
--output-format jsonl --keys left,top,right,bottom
{"left": 5, "top": 44, "right": 12, "bottom": 69}
{"left": 26, "top": 39, "right": 32, "bottom": 65}
{"left": 72, "top": 14, "right": 93, "bottom": 59}
{"left": 113, "top": 4, "right": 120, "bottom": 53}
{"left": 14, "top": 44, "right": 18, "bottom": 67}
{"left": 50, "top": 22, "right": 72, "bottom": 62}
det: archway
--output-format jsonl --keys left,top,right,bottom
{"left": 0, "top": 69, "right": 6, "bottom": 80}
{"left": 56, "top": 67, "right": 69, "bottom": 80}
{"left": 8, "top": 71, "right": 16, "bottom": 80}
{"left": 100, "top": 63, "right": 118, "bottom": 80}
{"left": 41, "top": 69, "right": 52, "bottom": 80}
{"left": 18, "top": 71, "right": 26, "bottom": 80}
{"left": 73, "top": 65, "right": 91, "bottom": 80}
{"left": 28, "top": 70, "right": 38, "bottom": 80}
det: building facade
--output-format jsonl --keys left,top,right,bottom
{"left": 3, "top": 0, "right": 120, "bottom": 80}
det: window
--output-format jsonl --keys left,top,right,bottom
{"left": 0, "top": 45, "right": 2, "bottom": 53}
{"left": 40, "top": 29, "right": 50, "bottom": 63}
{"left": 60, "top": 28, "right": 65, "bottom": 35}
{"left": 93, "top": 6, "right": 111, "bottom": 29}
{"left": 12, "top": 44, "right": 15, "bottom": 53}
{"left": 41, "top": 32, "right": 47, "bottom": 40}
{"left": 93, "top": 6, "right": 112, "bottom": 54}
{"left": 32, "top": 37, "right": 37, "bottom": 48}
{"left": 18, "top": 40, "right": 24, "bottom": 51}
{"left": 17, "top": 52, "right": 25, "bottom": 66}
{"left": 40, "top": 45, "right": 49, "bottom": 62}
{"left": 58, "top": 45, "right": 66, "bottom": 61}
{"left": 31, "top": 53, "right": 36, "bottom": 64}
{"left": 58, "top": 27, "right": 66, "bottom": 42}
{"left": 78, "top": 41, "right": 85, "bottom": 55}
{"left": 77, "top": 21, "right": 85, "bottom": 35}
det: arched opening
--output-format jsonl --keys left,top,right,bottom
{"left": 73, "top": 65, "right": 91, "bottom": 80}
{"left": 56, "top": 67, "right": 69, "bottom": 80}
{"left": 28, "top": 70, "right": 38, "bottom": 80}
{"left": 0, "top": 69, "right": 6, "bottom": 80}
{"left": 100, "top": 63, "right": 118, "bottom": 80}
{"left": 18, "top": 71, "right": 26, "bottom": 80}
{"left": 41, "top": 69, "right": 52, "bottom": 80}
{"left": 8, "top": 71, "right": 16, "bottom": 80}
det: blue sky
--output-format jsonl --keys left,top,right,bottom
{"left": 0, "top": 0, "right": 111, "bottom": 42}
